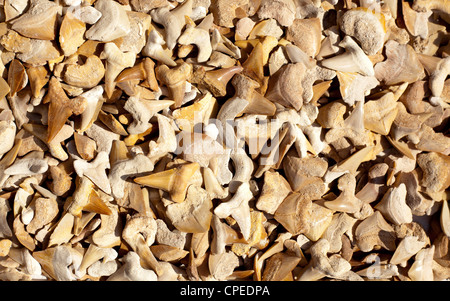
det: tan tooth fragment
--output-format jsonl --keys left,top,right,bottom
{"left": 242, "top": 41, "right": 265, "bottom": 87}
{"left": 98, "top": 111, "right": 128, "bottom": 136}
{"left": 173, "top": 92, "right": 218, "bottom": 131}
{"left": 122, "top": 214, "right": 163, "bottom": 276}
{"left": 355, "top": 211, "right": 397, "bottom": 252}
{"left": 374, "top": 40, "right": 425, "bottom": 85}
{"left": 73, "top": 132, "right": 97, "bottom": 161}
{"left": 91, "top": 203, "right": 122, "bottom": 248}
{"left": 256, "top": 170, "right": 292, "bottom": 215}
{"left": 165, "top": 185, "right": 213, "bottom": 233}
{"left": 210, "top": 0, "right": 248, "bottom": 28}
{"left": 194, "top": 65, "right": 243, "bottom": 98}
{"left": 286, "top": 18, "right": 321, "bottom": 58}
{"left": 363, "top": 92, "right": 398, "bottom": 135}
{"left": 85, "top": 0, "right": 131, "bottom": 42}
{"left": 44, "top": 77, "right": 87, "bottom": 143}
{"left": 8, "top": 59, "right": 28, "bottom": 98}
{"left": 10, "top": 0, "right": 59, "bottom": 40}
{"left": 120, "top": 11, "right": 152, "bottom": 55}
{"left": 100, "top": 43, "right": 136, "bottom": 99}
{"left": 155, "top": 62, "right": 193, "bottom": 109}
{"left": 26, "top": 65, "right": 49, "bottom": 99}
{"left": 134, "top": 162, "right": 200, "bottom": 203}
{"left": 59, "top": 11, "right": 87, "bottom": 57}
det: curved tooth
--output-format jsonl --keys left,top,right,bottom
{"left": 321, "top": 36, "right": 374, "bottom": 77}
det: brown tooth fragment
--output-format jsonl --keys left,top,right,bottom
{"left": 8, "top": 59, "right": 28, "bottom": 98}
{"left": 44, "top": 77, "right": 87, "bottom": 143}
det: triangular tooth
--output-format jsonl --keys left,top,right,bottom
{"left": 109, "top": 140, "right": 129, "bottom": 166}
{"left": 311, "top": 80, "right": 332, "bottom": 104}
{"left": 7, "top": 59, "right": 28, "bottom": 98}
{"left": 74, "top": 132, "right": 97, "bottom": 161}
{"left": 242, "top": 91, "right": 277, "bottom": 116}
{"left": 116, "top": 62, "right": 147, "bottom": 83}
{"left": 10, "top": 0, "right": 59, "bottom": 40}
{"left": 45, "top": 77, "right": 87, "bottom": 143}
{"left": 201, "top": 65, "right": 243, "bottom": 97}
{"left": 78, "top": 244, "right": 106, "bottom": 272}
{"left": 155, "top": 62, "right": 192, "bottom": 108}
{"left": 83, "top": 189, "right": 112, "bottom": 216}
{"left": 242, "top": 41, "right": 264, "bottom": 86}
{"left": 322, "top": 52, "right": 362, "bottom": 74}
{"left": 32, "top": 247, "right": 58, "bottom": 280}
{"left": 134, "top": 162, "right": 200, "bottom": 203}
{"left": 417, "top": 53, "right": 442, "bottom": 76}
{"left": 26, "top": 65, "right": 49, "bottom": 98}
{"left": 0, "top": 77, "right": 10, "bottom": 100}
{"left": 0, "top": 139, "right": 22, "bottom": 168}
{"left": 386, "top": 136, "right": 416, "bottom": 160}
{"left": 13, "top": 215, "right": 35, "bottom": 251}
{"left": 134, "top": 168, "right": 177, "bottom": 191}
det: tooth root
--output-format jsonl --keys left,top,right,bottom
{"left": 8, "top": 59, "right": 28, "bottom": 98}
